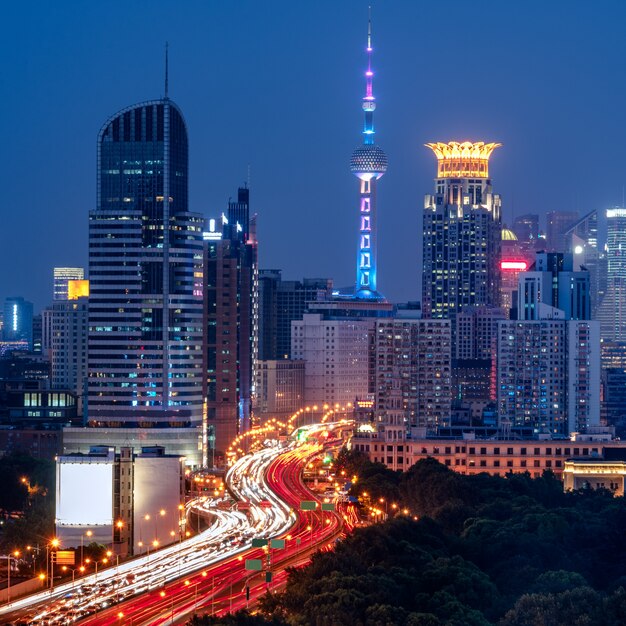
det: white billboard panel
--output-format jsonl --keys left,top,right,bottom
{"left": 56, "top": 461, "right": 114, "bottom": 527}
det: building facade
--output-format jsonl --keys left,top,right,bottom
{"left": 373, "top": 317, "right": 451, "bottom": 439}
{"left": 353, "top": 433, "right": 626, "bottom": 477}
{"left": 255, "top": 359, "right": 305, "bottom": 422}
{"left": 258, "top": 270, "right": 332, "bottom": 361}
{"left": 497, "top": 254, "right": 600, "bottom": 436}
{"left": 53, "top": 268, "right": 85, "bottom": 301}
{"left": 291, "top": 313, "right": 373, "bottom": 408}
{"left": 203, "top": 188, "right": 258, "bottom": 457}
{"left": 598, "top": 208, "right": 626, "bottom": 342}
{"left": 42, "top": 298, "right": 88, "bottom": 415}
{"left": 87, "top": 97, "right": 204, "bottom": 464}
{"left": 2, "top": 298, "right": 34, "bottom": 349}
{"left": 422, "top": 142, "right": 502, "bottom": 327}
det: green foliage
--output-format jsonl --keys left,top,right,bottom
{"left": 252, "top": 455, "right": 626, "bottom": 625}
{"left": 0, "top": 454, "right": 55, "bottom": 552}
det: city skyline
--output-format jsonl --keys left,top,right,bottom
{"left": 5, "top": 1, "right": 626, "bottom": 311}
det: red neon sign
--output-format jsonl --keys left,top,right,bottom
{"left": 501, "top": 261, "right": 527, "bottom": 271}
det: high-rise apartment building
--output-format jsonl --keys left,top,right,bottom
{"left": 2, "top": 297, "right": 34, "bottom": 349}
{"left": 203, "top": 188, "right": 258, "bottom": 457}
{"left": 53, "top": 268, "right": 85, "bottom": 301}
{"left": 255, "top": 360, "right": 305, "bottom": 423}
{"left": 598, "top": 208, "right": 626, "bottom": 342}
{"left": 374, "top": 316, "right": 451, "bottom": 439}
{"left": 422, "top": 142, "right": 502, "bottom": 334}
{"left": 87, "top": 96, "right": 204, "bottom": 465}
{"left": 497, "top": 252, "right": 600, "bottom": 435}
{"left": 42, "top": 299, "right": 88, "bottom": 415}
{"left": 291, "top": 313, "right": 373, "bottom": 408}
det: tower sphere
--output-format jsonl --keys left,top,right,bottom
{"left": 350, "top": 145, "right": 388, "bottom": 180}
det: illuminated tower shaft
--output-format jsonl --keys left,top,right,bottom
{"left": 350, "top": 14, "right": 387, "bottom": 300}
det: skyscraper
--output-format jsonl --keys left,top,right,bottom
{"left": 53, "top": 268, "right": 85, "bottom": 301}
{"left": 546, "top": 210, "right": 579, "bottom": 253}
{"left": 42, "top": 298, "right": 88, "bottom": 415}
{"left": 203, "top": 188, "right": 258, "bottom": 458}
{"left": 2, "top": 297, "right": 34, "bottom": 349}
{"left": 422, "top": 141, "right": 502, "bottom": 328}
{"left": 598, "top": 208, "right": 626, "bottom": 342}
{"left": 86, "top": 93, "right": 204, "bottom": 464}
{"left": 348, "top": 15, "right": 387, "bottom": 300}
{"left": 497, "top": 251, "right": 600, "bottom": 435}
{"left": 257, "top": 270, "right": 333, "bottom": 361}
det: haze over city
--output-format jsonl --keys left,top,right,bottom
{"left": 4, "top": 1, "right": 626, "bottom": 309}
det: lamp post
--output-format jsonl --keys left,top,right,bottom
{"left": 49, "top": 538, "right": 60, "bottom": 591}
{"left": 6, "top": 551, "right": 19, "bottom": 604}
{"left": 61, "top": 565, "right": 85, "bottom": 587}
{"left": 81, "top": 530, "right": 93, "bottom": 565}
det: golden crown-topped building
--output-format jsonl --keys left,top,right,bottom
{"left": 422, "top": 141, "right": 503, "bottom": 337}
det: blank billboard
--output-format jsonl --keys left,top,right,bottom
{"left": 56, "top": 461, "right": 113, "bottom": 527}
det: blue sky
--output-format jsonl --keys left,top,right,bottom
{"left": 3, "top": 0, "right": 626, "bottom": 310}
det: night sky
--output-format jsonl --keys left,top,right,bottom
{"left": 4, "top": 1, "right": 626, "bottom": 311}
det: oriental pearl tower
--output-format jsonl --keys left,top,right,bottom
{"left": 349, "top": 11, "right": 388, "bottom": 300}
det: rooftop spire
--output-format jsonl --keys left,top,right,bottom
{"left": 362, "top": 7, "right": 376, "bottom": 145}
{"left": 164, "top": 41, "right": 169, "bottom": 99}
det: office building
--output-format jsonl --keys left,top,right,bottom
{"left": 258, "top": 270, "right": 332, "bottom": 360}
{"left": 203, "top": 188, "right": 258, "bottom": 458}
{"left": 598, "top": 208, "right": 626, "bottom": 342}
{"left": 518, "top": 252, "right": 591, "bottom": 321}
{"left": 564, "top": 210, "right": 605, "bottom": 317}
{"left": 422, "top": 141, "right": 502, "bottom": 350}
{"left": 86, "top": 93, "right": 204, "bottom": 466}
{"left": 55, "top": 446, "right": 184, "bottom": 557}
{"left": 2, "top": 297, "right": 34, "bottom": 349}
{"left": 512, "top": 213, "right": 540, "bottom": 251}
{"left": 500, "top": 227, "right": 532, "bottom": 313}
{"left": 53, "top": 268, "right": 85, "bottom": 301}
{"left": 348, "top": 15, "right": 387, "bottom": 300}
{"left": 546, "top": 210, "right": 579, "bottom": 253}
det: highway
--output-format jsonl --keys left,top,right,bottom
{"left": 0, "top": 421, "right": 352, "bottom": 625}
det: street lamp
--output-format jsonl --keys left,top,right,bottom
{"left": 81, "top": 530, "right": 93, "bottom": 565}
{"left": 61, "top": 565, "right": 85, "bottom": 587}
{"left": 7, "top": 550, "right": 20, "bottom": 603}
{"left": 49, "top": 538, "right": 60, "bottom": 591}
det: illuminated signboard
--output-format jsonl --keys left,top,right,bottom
{"left": 56, "top": 461, "right": 113, "bottom": 527}
{"left": 501, "top": 261, "right": 527, "bottom": 271}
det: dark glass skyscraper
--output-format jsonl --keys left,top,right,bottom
{"left": 87, "top": 98, "right": 204, "bottom": 457}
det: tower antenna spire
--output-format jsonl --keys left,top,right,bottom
{"left": 164, "top": 41, "right": 169, "bottom": 99}
{"left": 349, "top": 6, "right": 387, "bottom": 300}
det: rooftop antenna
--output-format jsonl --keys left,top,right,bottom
{"left": 164, "top": 41, "right": 169, "bottom": 99}
{"left": 246, "top": 164, "right": 251, "bottom": 189}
